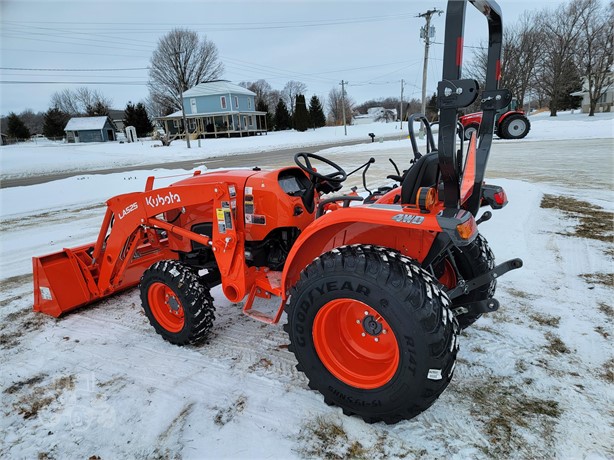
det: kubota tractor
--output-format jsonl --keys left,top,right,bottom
{"left": 460, "top": 97, "right": 531, "bottom": 140}
{"left": 32, "top": 0, "right": 522, "bottom": 423}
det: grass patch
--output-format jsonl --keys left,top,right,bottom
{"left": 296, "top": 417, "right": 414, "bottom": 459}
{"left": 465, "top": 377, "right": 561, "bottom": 456}
{"left": 214, "top": 394, "right": 247, "bottom": 426}
{"left": 598, "top": 302, "right": 614, "bottom": 318}
{"left": 9, "top": 374, "right": 75, "bottom": 419}
{"left": 595, "top": 326, "right": 609, "bottom": 339}
{"left": 540, "top": 194, "right": 613, "bottom": 244}
{"left": 603, "top": 358, "right": 614, "bottom": 383}
{"left": 530, "top": 313, "right": 561, "bottom": 328}
{"left": 544, "top": 332, "right": 571, "bottom": 355}
{"left": 580, "top": 273, "right": 614, "bottom": 288}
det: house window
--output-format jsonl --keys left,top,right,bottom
{"left": 188, "top": 119, "right": 196, "bottom": 130}
{"left": 190, "top": 98, "right": 197, "bottom": 114}
{"left": 220, "top": 96, "right": 227, "bottom": 109}
{"left": 248, "top": 98, "right": 252, "bottom": 109}
{"left": 234, "top": 96, "right": 239, "bottom": 108}
{"left": 173, "top": 120, "right": 180, "bottom": 128}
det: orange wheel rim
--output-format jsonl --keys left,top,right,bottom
{"left": 313, "top": 299, "right": 399, "bottom": 389}
{"left": 438, "top": 259, "right": 457, "bottom": 290}
{"left": 148, "top": 282, "right": 185, "bottom": 333}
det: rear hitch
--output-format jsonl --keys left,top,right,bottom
{"left": 453, "top": 298, "right": 499, "bottom": 317}
{"left": 446, "top": 258, "right": 523, "bottom": 300}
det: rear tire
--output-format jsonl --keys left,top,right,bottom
{"left": 284, "top": 245, "right": 459, "bottom": 424}
{"left": 499, "top": 114, "right": 530, "bottom": 139}
{"left": 435, "top": 234, "right": 496, "bottom": 329}
{"left": 140, "top": 259, "right": 215, "bottom": 345}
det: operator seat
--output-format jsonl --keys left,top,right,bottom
{"left": 400, "top": 152, "right": 440, "bottom": 204}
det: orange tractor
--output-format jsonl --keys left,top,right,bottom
{"left": 32, "top": 0, "right": 521, "bottom": 423}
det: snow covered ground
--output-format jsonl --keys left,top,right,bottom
{"left": 0, "top": 113, "right": 613, "bottom": 459}
{"left": 1, "top": 112, "right": 612, "bottom": 181}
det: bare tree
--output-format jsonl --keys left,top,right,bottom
{"left": 281, "top": 81, "right": 307, "bottom": 117}
{"left": 327, "top": 86, "right": 354, "bottom": 125}
{"left": 465, "top": 11, "right": 541, "bottom": 111}
{"left": 49, "top": 87, "right": 112, "bottom": 116}
{"left": 574, "top": 0, "right": 614, "bottom": 115}
{"left": 148, "top": 28, "right": 224, "bottom": 113}
{"left": 535, "top": 1, "right": 588, "bottom": 116}
{"left": 239, "top": 79, "right": 273, "bottom": 106}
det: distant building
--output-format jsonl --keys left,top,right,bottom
{"left": 108, "top": 109, "right": 126, "bottom": 132}
{"left": 64, "top": 116, "right": 117, "bottom": 143}
{"left": 570, "top": 69, "right": 614, "bottom": 114}
{"left": 156, "top": 80, "right": 268, "bottom": 139}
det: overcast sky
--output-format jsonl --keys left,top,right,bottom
{"left": 0, "top": 0, "right": 565, "bottom": 116}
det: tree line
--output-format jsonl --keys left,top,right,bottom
{"left": 466, "top": 0, "right": 612, "bottom": 116}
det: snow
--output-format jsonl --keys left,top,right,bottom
{"left": 0, "top": 113, "right": 613, "bottom": 459}
{"left": 2, "top": 113, "right": 612, "bottom": 181}
{"left": 64, "top": 116, "right": 111, "bottom": 131}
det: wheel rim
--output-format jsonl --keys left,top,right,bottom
{"left": 508, "top": 118, "right": 527, "bottom": 136}
{"left": 148, "top": 282, "right": 185, "bottom": 333}
{"left": 465, "top": 126, "right": 477, "bottom": 140}
{"left": 312, "top": 299, "right": 399, "bottom": 389}
{"left": 438, "top": 259, "right": 458, "bottom": 290}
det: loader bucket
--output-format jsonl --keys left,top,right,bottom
{"left": 33, "top": 244, "right": 97, "bottom": 317}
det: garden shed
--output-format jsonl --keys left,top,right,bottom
{"left": 64, "top": 116, "right": 117, "bottom": 143}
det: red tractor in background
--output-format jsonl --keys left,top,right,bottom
{"left": 459, "top": 97, "right": 531, "bottom": 140}
{"left": 32, "top": 0, "right": 522, "bottom": 424}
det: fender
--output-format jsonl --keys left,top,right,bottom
{"left": 281, "top": 204, "right": 439, "bottom": 295}
{"left": 497, "top": 110, "right": 525, "bottom": 125}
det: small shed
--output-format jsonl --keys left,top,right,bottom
{"left": 64, "top": 116, "right": 117, "bottom": 143}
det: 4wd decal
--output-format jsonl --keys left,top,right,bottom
{"left": 392, "top": 214, "right": 424, "bottom": 225}
{"left": 145, "top": 191, "right": 181, "bottom": 208}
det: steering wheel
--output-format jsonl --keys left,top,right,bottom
{"left": 294, "top": 152, "right": 347, "bottom": 184}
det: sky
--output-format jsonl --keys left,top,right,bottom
{"left": 0, "top": 0, "right": 566, "bottom": 116}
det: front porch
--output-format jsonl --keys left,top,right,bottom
{"left": 158, "top": 111, "right": 268, "bottom": 139}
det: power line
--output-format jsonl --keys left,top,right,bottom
{"left": 0, "top": 67, "right": 148, "bottom": 72}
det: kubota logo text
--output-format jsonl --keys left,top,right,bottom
{"left": 146, "top": 192, "right": 181, "bottom": 208}
{"left": 118, "top": 202, "right": 138, "bottom": 220}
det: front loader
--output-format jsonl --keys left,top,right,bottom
{"left": 32, "top": 0, "right": 522, "bottom": 424}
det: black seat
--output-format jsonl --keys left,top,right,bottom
{"left": 400, "top": 152, "right": 440, "bottom": 204}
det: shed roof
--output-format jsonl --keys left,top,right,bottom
{"left": 183, "top": 81, "right": 255, "bottom": 98}
{"left": 65, "top": 116, "right": 111, "bottom": 131}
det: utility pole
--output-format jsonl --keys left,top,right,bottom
{"left": 180, "top": 88, "right": 191, "bottom": 149}
{"left": 340, "top": 80, "right": 347, "bottom": 136}
{"left": 400, "top": 79, "right": 405, "bottom": 130}
{"left": 417, "top": 8, "right": 443, "bottom": 118}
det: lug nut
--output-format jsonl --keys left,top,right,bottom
{"left": 356, "top": 320, "right": 361, "bottom": 324}
{"left": 361, "top": 332, "right": 366, "bottom": 337}
{"left": 374, "top": 337, "right": 379, "bottom": 342}
{"left": 382, "top": 329, "right": 387, "bottom": 334}
{"left": 364, "top": 311, "right": 369, "bottom": 316}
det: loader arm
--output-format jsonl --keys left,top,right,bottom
{"left": 33, "top": 181, "right": 241, "bottom": 317}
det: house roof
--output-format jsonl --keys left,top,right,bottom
{"left": 183, "top": 81, "right": 256, "bottom": 98}
{"left": 65, "top": 116, "right": 111, "bottom": 131}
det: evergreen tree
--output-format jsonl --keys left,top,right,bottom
{"left": 274, "top": 99, "right": 291, "bottom": 131}
{"left": 86, "top": 100, "right": 110, "bottom": 116}
{"left": 293, "top": 94, "right": 310, "bottom": 132}
{"left": 426, "top": 93, "right": 438, "bottom": 121}
{"left": 256, "top": 100, "right": 273, "bottom": 132}
{"left": 7, "top": 112, "right": 30, "bottom": 139}
{"left": 124, "top": 102, "right": 154, "bottom": 137}
{"left": 308, "top": 95, "right": 326, "bottom": 128}
{"left": 43, "top": 107, "right": 70, "bottom": 138}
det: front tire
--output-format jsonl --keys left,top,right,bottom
{"left": 284, "top": 245, "right": 459, "bottom": 424}
{"left": 140, "top": 259, "right": 215, "bottom": 345}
